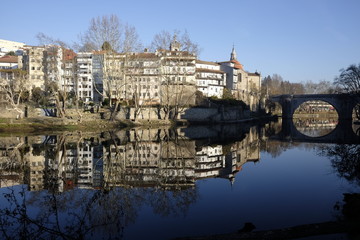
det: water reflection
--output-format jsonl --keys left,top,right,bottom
{"left": 293, "top": 117, "right": 338, "bottom": 137}
{"left": 1, "top": 120, "right": 360, "bottom": 239}
{"left": 319, "top": 144, "right": 360, "bottom": 185}
{"left": 1, "top": 126, "right": 262, "bottom": 192}
{"left": 0, "top": 125, "right": 263, "bottom": 239}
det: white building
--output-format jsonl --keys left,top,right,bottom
{"left": 22, "top": 46, "right": 46, "bottom": 90}
{"left": 195, "top": 60, "right": 226, "bottom": 98}
{"left": 0, "top": 55, "right": 22, "bottom": 82}
{"left": 62, "top": 49, "right": 77, "bottom": 93}
{"left": 76, "top": 52, "right": 93, "bottom": 102}
{"left": 44, "top": 46, "right": 63, "bottom": 86}
{"left": 0, "top": 39, "right": 25, "bottom": 56}
{"left": 0, "top": 55, "right": 20, "bottom": 70}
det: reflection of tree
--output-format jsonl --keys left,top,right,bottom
{"left": 319, "top": 144, "right": 360, "bottom": 185}
{"left": 0, "top": 183, "right": 197, "bottom": 239}
{"left": 144, "top": 187, "right": 197, "bottom": 217}
{"left": 0, "top": 186, "right": 130, "bottom": 239}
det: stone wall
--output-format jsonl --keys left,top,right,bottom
{"left": 180, "top": 106, "right": 250, "bottom": 122}
{"left": 115, "top": 106, "right": 251, "bottom": 123}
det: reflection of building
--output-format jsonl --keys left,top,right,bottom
{"left": 77, "top": 141, "right": 94, "bottom": 188}
{"left": 27, "top": 146, "right": 46, "bottom": 191}
{"left": 195, "top": 145, "right": 225, "bottom": 178}
{"left": 195, "top": 126, "right": 260, "bottom": 184}
{"left": 0, "top": 127, "right": 261, "bottom": 192}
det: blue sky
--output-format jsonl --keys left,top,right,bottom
{"left": 1, "top": 0, "right": 359, "bottom": 83}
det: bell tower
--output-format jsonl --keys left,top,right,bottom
{"left": 170, "top": 34, "right": 181, "bottom": 51}
{"left": 230, "top": 45, "right": 237, "bottom": 61}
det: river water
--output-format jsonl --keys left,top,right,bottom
{"left": 0, "top": 119, "right": 359, "bottom": 239}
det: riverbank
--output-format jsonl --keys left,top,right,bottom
{"left": 0, "top": 114, "right": 276, "bottom": 134}
{"left": 0, "top": 117, "right": 131, "bottom": 134}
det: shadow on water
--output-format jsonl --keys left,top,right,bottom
{"left": 0, "top": 119, "right": 360, "bottom": 239}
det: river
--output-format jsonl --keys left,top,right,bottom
{"left": 0, "top": 119, "right": 359, "bottom": 239}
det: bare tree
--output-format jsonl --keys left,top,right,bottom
{"left": 79, "top": 14, "right": 143, "bottom": 53}
{"left": 158, "top": 51, "right": 197, "bottom": 120}
{"left": 123, "top": 24, "right": 143, "bottom": 53}
{"left": 149, "top": 30, "right": 201, "bottom": 56}
{"left": 36, "top": 32, "right": 70, "bottom": 48}
{"left": 303, "top": 80, "right": 335, "bottom": 94}
{"left": 0, "top": 69, "right": 29, "bottom": 118}
{"left": 334, "top": 63, "right": 360, "bottom": 94}
{"left": 334, "top": 63, "right": 360, "bottom": 120}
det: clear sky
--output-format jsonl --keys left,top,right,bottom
{"left": 1, "top": 0, "right": 359, "bottom": 83}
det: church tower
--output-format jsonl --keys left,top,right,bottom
{"left": 230, "top": 45, "right": 237, "bottom": 61}
{"left": 170, "top": 35, "right": 181, "bottom": 51}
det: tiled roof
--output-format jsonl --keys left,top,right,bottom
{"left": 63, "top": 49, "right": 76, "bottom": 60}
{"left": 219, "top": 60, "right": 244, "bottom": 70}
{"left": 0, "top": 55, "right": 18, "bottom": 63}
{"left": 128, "top": 52, "right": 158, "bottom": 59}
{"left": 196, "top": 60, "right": 220, "bottom": 66}
{"left": 196, "top": 68, "right": 224, "bottom": 74}
{"left": 230, "top": 59, "right": 244, "bottom": 70}
{"left": 248, "top": 72, "right": 260, "bottom": 76}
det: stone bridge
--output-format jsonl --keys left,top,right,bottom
{"left": 270, "top": 93, "right": 360, "bottom": 120}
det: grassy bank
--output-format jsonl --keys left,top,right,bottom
{"left": 0, "top": 117, "right": 132, "bottom": 134}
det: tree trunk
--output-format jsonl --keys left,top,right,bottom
{"left": 355, "top": 104, "right": 360, "bottom": 120}
{"left": 110, "top": 101, "right": 120, "bottom": 121}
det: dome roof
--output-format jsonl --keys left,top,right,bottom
{"left": 230, "top": 46, "right": 243, "bottom": 70}
{"left": 230, "top": 59, "right": 243, "bottom": 70}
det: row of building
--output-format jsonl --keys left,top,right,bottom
{"left": 0, "top": 38, "right": 261, "bottom": 110}
{"left": 0, "top": 128, "right": 260, "bottom": 192}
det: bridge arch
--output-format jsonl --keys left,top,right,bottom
{"left": 270, "top": 94, "right": 360, "bottom": 120}
{"left": 273, "top": 118, "right": 360, "bottom": 144}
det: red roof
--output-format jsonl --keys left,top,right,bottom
{"left": 0, "top": 55, "right": 18, "bottom": 63}
{"left": 196, "top": 68, "right": 224, "bottom": 74}
{"left": 230, "top": 59, "right": 244, "bottom": 70}
{"left": 63, "top": 49, "right": 76, "bottom": 60}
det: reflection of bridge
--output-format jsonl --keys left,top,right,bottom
{"left": 270, "top": 93, "right": 360, "bottom": 119}
{"left": 271, "top": 119, "right": 360, "bottom": 144}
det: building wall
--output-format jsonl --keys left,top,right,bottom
{"left": 76, "top": 52, "right": 93, "bottom": 102}
{"left": 196, "top": 60, "right": 226, "bottom": 98}
{"left": 0, "top": 39, "right": 25, "bottom": 56}
{"left": 23, "top": 46, "right": 46, "bottom": 90}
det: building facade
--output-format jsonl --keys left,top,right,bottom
{"left": 98, "top": 38, "right": 197, "bottom": 106}
{"left": 1, "top": 38, "right": 262, "bottom": 111}
{"left": 76, "top": 52, "right": 93, "bottom": 102}
{"left": 0, "top": 39, "right": 25, "bottom": 57}
{"left": 195, "top": 60, "right": 226, "bottom": 98}
{"left": 219, "top": 47, "right": 261, "bottom": 111}
{"left": 22, "top": 46, "right": 46, "bottom": 90}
